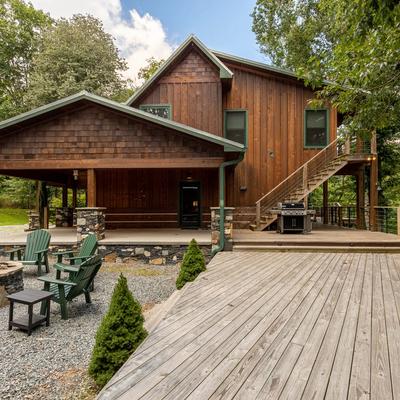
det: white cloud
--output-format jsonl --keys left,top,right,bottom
{"left": 30, "top": 0, "right": 174, "bottom": 83}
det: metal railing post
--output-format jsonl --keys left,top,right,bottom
{"left": 256, "top": 202, "right": 261, "bottom": 227}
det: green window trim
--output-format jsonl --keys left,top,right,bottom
{"left": 304, "top": 108, "right": 330, "bottom": 149}
{"left": 139, "top": 104, "right": 172, "bottom": 120}
{"left": 224, "top": 109, "right": 248, "bottom": 148}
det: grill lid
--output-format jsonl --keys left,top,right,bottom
{"left": 278, "top": 202, "right": 306, "bottom": 210}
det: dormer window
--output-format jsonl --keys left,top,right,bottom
{"left": 139, "top": 104, "right": 171, "bottom": 119}
{"left": 224, "top": 110, "right": 248, "bottom": 147}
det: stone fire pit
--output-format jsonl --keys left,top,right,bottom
{"left": 0, "top": 261, "right": 24, "bottom": 307}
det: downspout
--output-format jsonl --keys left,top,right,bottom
{"left": 211, "top": 153, "right": 245, "bottom": 256}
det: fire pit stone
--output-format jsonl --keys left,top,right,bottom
{"left": 0, "top": 261, "right": 24, "bottom": 307}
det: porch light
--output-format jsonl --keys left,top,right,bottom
{"left": 73, "top": 169, "right": 79, "bottom": 180}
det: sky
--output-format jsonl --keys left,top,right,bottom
{"left": 29, "top": 0, "right": 266, "bottom": 83}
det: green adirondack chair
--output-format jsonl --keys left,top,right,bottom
{"left": 53, "top": 234, "right": 98, "bottom": 279}
{"left": 38, "top": 254, "right": 102, "bottom": 320}
{"left": 5, "top": 229, "right": 51, "bottom": 276}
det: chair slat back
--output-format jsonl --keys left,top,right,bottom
{"left": 78, "top": 234, "right": 98, "bottom": 258}
{"left": 24, "top": 230, "right": 51, "bottom": 261}
{"left": 67, "top": 255, "right": 102, "bottom": 300}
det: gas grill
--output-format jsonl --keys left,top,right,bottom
{"left": 275, "top": 202, "right": 314, "bottom": 234}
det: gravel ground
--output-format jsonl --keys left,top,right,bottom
{"left": 0, "top": 260, "right": 179, "bottom": 400}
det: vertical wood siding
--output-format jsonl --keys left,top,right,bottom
{"left": 133, "top": 48, "right": 223, "bottom": 136}
{"left": 222, "top": 63, "right": 337, "bottom": 207}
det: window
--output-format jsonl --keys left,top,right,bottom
{"left": 304, "top": 109, "right": 329, "bottom": 148}
{"left": 139, "top": 104, "right": 171, "bottom": 119}
{"left": 224, "top": 110, "right": 247, "bottom": 146}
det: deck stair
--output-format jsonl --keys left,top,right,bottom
{"left": 251, "top": 137, "right": 355, "bottom": 231}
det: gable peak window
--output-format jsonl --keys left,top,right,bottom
{"left": 139, "top": 104, "right": 171, "bottom": 119}
{"left": 304, "top": 109, "right": 329, "bottom": 148}
{"left": 224, "top": 110, "right": 247, "bottom": 147}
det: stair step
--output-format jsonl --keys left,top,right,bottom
{"left": 249, "top": 224, "right": 258, "bottom": 231}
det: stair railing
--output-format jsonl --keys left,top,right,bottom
{"left": 255, "top": 137, "right": 348, "bottom": 227}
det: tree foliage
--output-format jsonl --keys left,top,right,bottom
{"left": 252, "top": 0, "right": 400, "bottom": 134}
{"left": 89, "top": 274, "right": 147, "bottom": 388}
{"left": 0, "top": 0, "right": 51, "bottom": 119}
{"left": 26, "top": 15, "right": 128, "bottom": 107}
{"left": 176, "top": 239, "right": 206, "bottom": 290}
{"left": 137, "top": 57, "right": 164, "bottom": 82}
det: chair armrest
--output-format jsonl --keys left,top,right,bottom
{"left": 34, "top": 248, "right": 49, "bottom": 255}
{"left": 67, "top": 255, "right": 91, "bottom": 262}
{"left": 54, "top": 264, "right": 79, "bottom": 273}
{"left": 4, "top": 247, "right": 24, "bottom": 254}
{"left": 22, "top": 260, "right": 37, "bottom": 265}
{"left": 53, "top": 250, "right": 75, "bottom": 256}
{"left": 37, "top": 276, "right": 77, "bottom": 286}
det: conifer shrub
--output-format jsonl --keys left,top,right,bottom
{"left": 176, "top": 239, "right": 206, "bottom": 289}
{"left": 88, "top": 274, "right": 147, "bottom": 388}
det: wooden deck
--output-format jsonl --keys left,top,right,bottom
{"left": 100, "top": 251, "right": 400, "bottom": 400}
{"left": 234, "top": 225, "right": 400, "bottom": 250}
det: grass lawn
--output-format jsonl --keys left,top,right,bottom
{"left": 0, "top": 208, "right": 28, "bottom": 226}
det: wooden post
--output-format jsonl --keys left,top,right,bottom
{"left": 323, "top": 181, "right": 329, "bottom": 225}
{"left": 397, "top": 208, "right": 400, "bottom": 236}
{"left": 369, "top": 156, "right": 378, "bottom": 231}
{"left": 371, "top": 131, "right": 377, "bottom": 154}
{"left": 303, "top": 164, "right": 308, "bottom": 191}
{"left": 256, "top": 202, "right": 261, "bottom": 227}
{"left": 87, "top": 169, "right": 96, "bottom": 207}
{"left": 356, "top": 169, "right": 365, "bottom": 229}
{"left": 35, "top": 181, "right": 40, "bottom": 212}
{"left": 344, "top": 137, "right": 351, "bottom": 155}
{"left": 72, "top": 184, "right": 77, "bottom": 209}
{"left": 62, "top": 185, "right": 68, "bottom": 208}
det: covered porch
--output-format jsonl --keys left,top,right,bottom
{"left": 0, "top": 92, "right": 245, "bottom": 245}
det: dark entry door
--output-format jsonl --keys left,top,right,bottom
{"left": 179, "top": 181, "right": 201, "bottom": 228}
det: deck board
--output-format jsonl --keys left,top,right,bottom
{"left": 99, "top": 251, "right": 400, "bottom": 400}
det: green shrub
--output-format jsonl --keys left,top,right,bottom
{"left": 88, "top": 274, "right": 147, "bottom": 388}
{"left": 176, "top": 239, "right": 206, "bottom": 289}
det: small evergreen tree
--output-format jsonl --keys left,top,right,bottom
{"left": 88, "top": 274, "right": 147, "bottom": 388}
{"left": 176, "top": 239, "right": 206, "bottom": 289}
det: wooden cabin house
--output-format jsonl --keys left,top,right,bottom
{"left": 0, "top": 36, "right": 377, "bottom": 234}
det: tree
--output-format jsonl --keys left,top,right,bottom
{"left": 137, "top": 57, "right": 164, "bottom": 82}
{"left": 0, "top": 0, "right": 51, "bottom": 120}
{"left": 89, "top": 274, "right": 147, "bottom": 388}
{"left": 252, "top": 0, "right": 400, "bottom": 134}
{"left": 176, "top": 239, "right": 206, "bottom": 289}
{"left": 26, "top": 14, "right": 128, "bottom": 107}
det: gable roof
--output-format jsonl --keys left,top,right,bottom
{"left": 0, "top": 91, "right": 245, "bottom": 152}
{"left": 125, "top": 35, "right": 233, "bottom": 106}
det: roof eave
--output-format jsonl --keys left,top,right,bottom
{"left": 0, "top": 91, "right": 245, "bottom": 153}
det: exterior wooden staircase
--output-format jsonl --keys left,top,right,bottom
{"left": 250, "top": 137, "right": 368, "bottom": 231}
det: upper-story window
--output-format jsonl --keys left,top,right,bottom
{"left": 304, "top": 109, "right": 329, "bottom": 148}
{"left": 224, "top": 110, "right": 248, "bottom": 147}
{"left": 139, "top": 104, "right": 171, "bottom": 119}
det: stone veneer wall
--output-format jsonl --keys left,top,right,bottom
{"left": 0, "top": 244, "right": 212, "bottom": 266}
{"left": 98, "top": 244, "right": 212, "bottom": 265}
{"left": 76, "top": 207, "right": 106, "bottom": 241}
{"left": 210, "top": 207, "right": 235, "bottom": 251}
{"left": 55, "top": 207, "right": 74, "bottom": 227}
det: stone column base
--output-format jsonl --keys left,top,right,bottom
{"left": 76, "top": 207, "right": 106, "bottom": 241}
{"left": 55, "top": 207, "right": 74, "bottom": 227}
{"left": 210, "top": 207, "right": 235, "bottom": 251}
{"left": 27, "top": 211, "right": 40, "bottom": 231}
